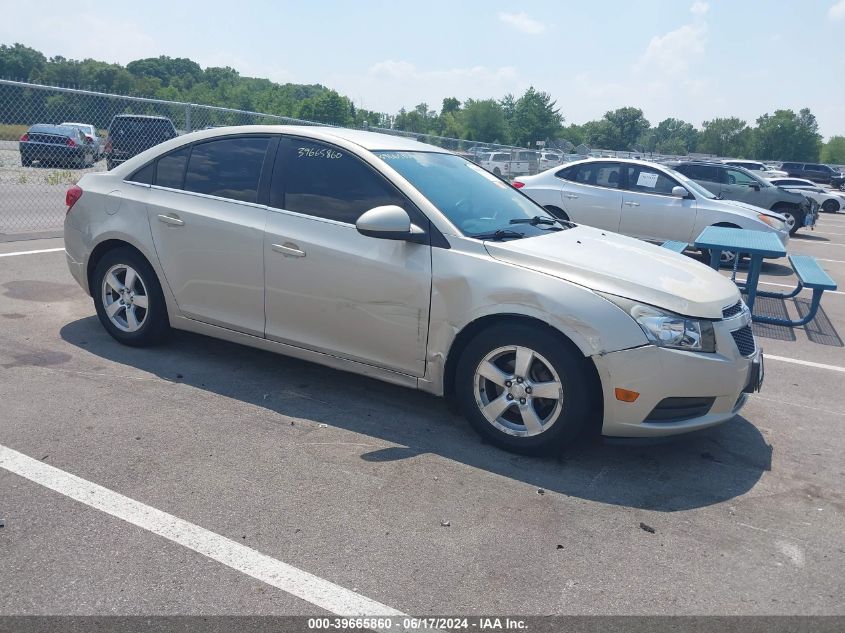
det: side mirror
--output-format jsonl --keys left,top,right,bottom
{"left": 671, "top": 186, "right": 689, "bottom": 198}
{"left": 356, "top": 205, "right": 426, "bottom": 243}
{"left": 751, "top": 183, "right": 760, "bottom": 190}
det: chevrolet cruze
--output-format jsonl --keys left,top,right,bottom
{"left": 64, "top": 126, "right": 763, "bottom": 454}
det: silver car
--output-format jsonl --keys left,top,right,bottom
{"left": 515, "top": 158, "right": 790, "bottom": 265}
{"left": 64, "top": 126, "right": 763, "bottom": 454}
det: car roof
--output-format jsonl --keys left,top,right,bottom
{"left": 112, "top": 114, "right": 173, "bottom": 121}
{"left": 771, "top": 177, "right": 815, "bottom": 185}
{"left": 172, "top": 125, "right": 450, "bottom": 153}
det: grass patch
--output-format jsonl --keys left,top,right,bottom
{"left": 44, "top": 170, "right": 77, "bottom": 186}
{"left": 0, "top": 124, "right": 30, "bottom": 141}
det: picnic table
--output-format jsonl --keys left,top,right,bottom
{"left": 693, "top": 226, "right": 786, "bottom": 315}
{"left": 690, "top": 226, "right": 837, "bottom": 326}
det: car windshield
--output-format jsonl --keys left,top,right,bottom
{"left": 374, "top": 151, "right": 557, "bottom": 238}
{"left": 665, "top": 168, "right": 718, "bottom": 199}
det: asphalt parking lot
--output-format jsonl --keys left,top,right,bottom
{"left": 1, "top": 215, "right": 845, "bottom": 620}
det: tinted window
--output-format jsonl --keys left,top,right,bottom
{"left": 184, "top": 137, "right": 270, "bottom": 203}
{"left": 278, "top": 140, "right": 405, "bottom": 223}
{"left": 575, "top": 162, "right": 621, "bottom": 188}
{"left": 128, "top": 162, "right": 154, "bottom": 184}
{"left": 725, "top": 168, "right": 757, "bottom": 186}
{"left": 678, "top": 163, "right": 720, "bottom": 182}
{"left": 625, "top": 166, "right": 679, "bottom": 195}
{"left": 555, "top": 165, "right": 578, "bottom": 181}
{"left": 155, "top": 147, "right": 190, "bottom": 190}
{"left": 781, "top": 163, "right": 799, "bottom": 170}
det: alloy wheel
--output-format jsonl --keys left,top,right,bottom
{"left": 473, "top": 345, "right": 564, "bottom": 437}
{"left": 101, "top": 264, "right": 149, "bottom": 333}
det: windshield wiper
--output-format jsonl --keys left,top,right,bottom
{"left": 510, "top": 215, "right": 575, "bottom": 229}
{"left": 471, "top": 228, "right": 526, "bottom": 241}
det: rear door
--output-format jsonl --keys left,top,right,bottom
{"left": 146, "top": 135, "right": 275, "bottom": 336}
{"left": 559, "top": 161, "right": 623, "bottom": 231}
{"left": 619, "top": 165, "right": 697, "bottom": 242}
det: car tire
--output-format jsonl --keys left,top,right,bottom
{"left": 772, "top": 205, "right": 800, "bottom": 235}
{"left": 106, "top": 159, "right": 115, "bottom": 171}
{"left": 544, "top": 205, "right": 570, "bottom": 222}
{"left": 822, "top": 199, "right": 840, "bottom": 213}
{"left": 92, "top": 247, "right": 169, "bottom": 347}
{"left": 493, "top": 167, "right": 502, "bottom": 177}
{"left": 455, "top": 322, "right": 591, "bottom": 455}
{"left": 20, "top": 157, "right": 31, "bottom": 167}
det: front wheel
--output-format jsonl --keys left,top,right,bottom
{"left": 455, "top": 323, "right": 591, "bottom": 454}
{"left": 773, "top": 206, "right": 799, "bottom": 235}
{"left": 92, "top": 247, "right": 169, "bottom": 347}
{"left": 822, "top": 199, "right": 840, "bottom": 213}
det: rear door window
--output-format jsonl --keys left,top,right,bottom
{"left": 155, "top": 147, "right": 190, "bottom": 190}
{"left": 183, "top": 136, "right": 270, "bottom": 203}
{"left": 574, "top": 162, "right": 621, "bottom": 188}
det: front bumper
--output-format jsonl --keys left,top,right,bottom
{"left": 593, "top": 317, "right": 761, "bottom": 438}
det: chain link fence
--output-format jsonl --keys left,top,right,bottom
{"left": 0, "top": 79, "right": 580, "bottom": 235}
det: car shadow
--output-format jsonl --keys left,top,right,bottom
{"left": 791, "top": 233, "right": 830, "bottom": 242}
{"left": 60, "top": 317, "right": 772, "bottom": 513}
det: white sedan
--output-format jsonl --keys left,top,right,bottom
{"left": 723, "top": 160, "right": 787, "bottom": 179}
{"left": 514, "top": 159, "right": 790, "bottom": 259}
{"left": 769, "top": 177, "right": 845, "bottom": 213}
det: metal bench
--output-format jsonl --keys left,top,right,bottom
{"left": 752, "top": 254, "right": 837, "bottom": 326}
{"left": 660, "top": 240, "right": 688, "bottom": 254}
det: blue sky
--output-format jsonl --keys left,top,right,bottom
{"left": 3, "top": 0, "right": 844, "bottom": 137}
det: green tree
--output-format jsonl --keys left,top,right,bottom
{"left": 752, "top": 108, "right": 821, "bottom": 161}
{"left": 581, "top": 108, "right": 650, "bottom": 151}
{"left": 440, "top": 97, "right": 461, "bottom": 116}
{"left": 650, "top": 117, "right": 698, "bottom": 154}
{"left": 462, "top": 99, "right": 508, "bottom": 142}
{"left": 510, "top": 87, "right": 563, "bottom": 147}
{"left": 0, "top": 43, "right": 46, "bottom": 80}
{"left": 698, "top": 117, "right": 751, "bottom": 157}
{"left": 296, "top": 90, "right": 353, "bottom": 125}
{"left": 821, "top": 136, "right": 845, "bottom": 164}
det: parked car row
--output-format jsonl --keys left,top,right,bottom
{"left": 18, "top": 114, "right": 178, "bottom": 170}
{"left": 64, "top": 126, "right": 763, "bottom": 455}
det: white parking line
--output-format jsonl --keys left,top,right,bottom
{"left": 0, "top": 444, "right": 406, "bottom": 618}
{"left": 0, "top": 247, "right": 64, "bottom": 258}
{"left": 765, "top": 355, "right": 845, "bottom": 373}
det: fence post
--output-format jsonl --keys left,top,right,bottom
{"left": 185, "top": 104, "right": 192, "bottom": 133}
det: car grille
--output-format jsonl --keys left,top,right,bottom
{"left": 722, "top": 300, "right": 744, "bottom": 319}
{"left": 646, "top": 397, "right": 716, "bottom": 422}
{"left": 731, "top": 325, "right": 756, "bottom": 357}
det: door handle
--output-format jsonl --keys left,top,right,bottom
{"left": 157, "top": 213, "right": 184, "bottom": 227}
{"left": 272, "top": 242, "right": 306, "bottom": 258}
{"left": 625, "top": 201, "right": 640, "bottom": 207}
{"left": 565, "top": 194, "right": 579, "bottom": 199}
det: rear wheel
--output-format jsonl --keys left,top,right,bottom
{"left": 493, "top": 167, "right": 502, "bottom": 177}
{"left": 92, "top": 247, "right": 169, "bottom": 347}
{"left": 455, "top": 323, "right": 591, "bottom": 455}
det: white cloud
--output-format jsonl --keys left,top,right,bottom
{"left": 829, "top": 0, "right": 845, "bottom": 20}
{"left": 637, "top": 22, "right": 707, "bottom": 76}
{"left": 690, "top": 1, "right": 710, "bottom": 16}
{"left": 497, "top": 11, "right": 547, "bottom": 34}
{"left": 328, "top": 61, "right": 523, "bottom": 114}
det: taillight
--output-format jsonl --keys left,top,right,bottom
{"left": 66, "top": 137, "right": 76, "bottom": 148}
{"left": 20, "top": 133, "right": 29, "bottom": 142}
{"left": 104, "top": 138, "right": 112, "bottom": 153}
{"left": 66, "top": 185, "right": 83, "bottom": 212}
{"left": 512, "top": 181, "right": 525, "bottom": 189}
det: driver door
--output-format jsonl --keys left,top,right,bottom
{"left": 263, "top": 137, "right": 432, "bottom": 377}
{"left": 720, "top": 167, "right": 760, "bottom": 204}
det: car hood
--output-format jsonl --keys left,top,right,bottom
{"left": 484, "top": 226, "right": 739, "bottom": 319}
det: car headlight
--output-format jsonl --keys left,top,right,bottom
{"left": 600, "top": 294, "right": 717, "bottom": 352}
{"left": 758, "top": 213, "right": 786, "bottom": 231}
